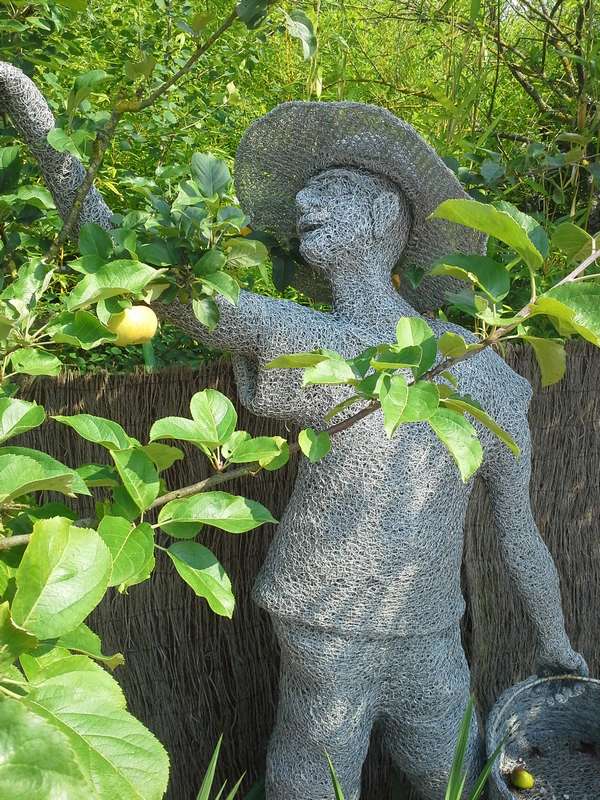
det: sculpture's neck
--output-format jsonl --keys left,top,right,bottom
{"left": 328, "top": 265, "right": 420, "bottom": 326}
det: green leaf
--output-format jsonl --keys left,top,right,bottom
{"left": 495, "top": 201, "right": 549, "bottom": 259}
{"left": 141, "top": 443, "right": 184, "bottom": 472}
{"left": 298, "top": 428, "right": 331, "bottom": 463}
{"left": 0, "top": 145, "right": 22, "bottom": 193}
{"left": 398, "top": 381, "right": 440, "bottom": 423}
{"left": 532, "top": 282, "right": 600, "bottom": 345}
{"left": 9, "top": 348, "right": 62, "bottom": 376}
{"left": 167, "top": 542, "right": 235, "bottom": 618}
{"left": 76, "top": 463, "right": 120, "bottom": 488}
{"left": 225, "top": 237, "right": 268, "bottom": 269}
{"left": 438, "top": 332, "right": 467, "bottom": 358}
{"left": 429, "top": 254, "right": 510, "bottom": 302}
{"left": 283, "top": 9, "right": 317, "bottom": 59}
{"left": 111, "top": 448, "right": 160, "bottom": 512}
{"left": 0, "top": 696, "right": 89, "bottom": 799}
{"left": 12, "top": 517, "right": 112, "bottom": 639}
{"left": 53, "top": 413, "right": 133, "bottom": 450}
{"left": 97, "top": 516, "right": 155, "bottom": 589}
{"left": 46, "top": 127, "right": 81, "bottom": 158}
{"left": 149, "top": 416, "right": 210, "bottom": 448}
{"left": 229, "top": 436, "right": 283, "bottom": 464}
{"left": 79, "top": 223, "right": 113, "bottom": 260}
{"left": 431, "top": 199, "right": 544, "bottom": 270}
{"left": 193, "top": 297, "right": 220, "bottom": 331}
{"left": 369, "top": 344, "right": 422, "bottom": 371}
{"left": 0, "top": 397, "right": 45, "bottom": 443}
{"left": 377, "top": 374, "right": 408, "bottom": 437}
{"left": 441, "top": 397, "right": 519, "bottom": 456}
{"left": 200, "top": 270, "right": 240, "bottom": 305}
{"left": 470, "top": 0, "right": 481, "bottom": 20}
{"left": 395, "top": 317, "right": 437, "bottom": 376}
{"left": 236, "top": 0, "right": 269, "bottom": 28}
{"left": 47, "top": 310, "right": 117, "bottom": 349}
{"left": 158, "top": 491, "right": 276, "bottom": 535}
{"left": 551, "top": 222, "right": 594, "bottom": 261}
{"left": 189, "top": 389, "right": 238, "bottom": 447}
{"left": 428, "top": 408, "right": 483, "bottom": 482}
{"left": 0, "top": 601, "right": 38, "bottom": 671}
{"left": 303, "top": 356, "right": 356, "bottom": 386}
{"left": 57, "top": 623, "right": 124, "bottom": 670}
{"left": 0, "top": 451, "right": 90, "bottom": 503}
{"left": 266, "top": 352, "right": 327, "bottom": 369}
{"left": 191, "top": 153, "right": 231, "bottom": 197}
{"left": 24, "top": 655, "right": 169, "bottom": 799}
{"left": 193, "top": 249, "right": 227, "bottom": 275}
{"left": 521, "top": 336, "right": 566, "bottom": 387}
{"left": 196, "top": 736, "right": 223, "bottom": 800}
{"left": 260, "top": 437, "right": 289, "bottom": 471}
{"left": 65, "top": 260, "right": 161, "bottom": 311}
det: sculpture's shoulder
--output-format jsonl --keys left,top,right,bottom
{"left": 430, "top": 319, "right": 533, "bottom": 417}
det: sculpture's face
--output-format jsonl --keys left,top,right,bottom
{"left": 295, "top": 168, "right": 411, "bottom": 277}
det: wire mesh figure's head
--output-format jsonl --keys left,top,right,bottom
{"left": 295, "top": 168, "right": 412, "bottom": 284}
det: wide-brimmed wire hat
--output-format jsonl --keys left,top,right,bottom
{"left": 234, "top": 101, "right": 486, "bottom": 310}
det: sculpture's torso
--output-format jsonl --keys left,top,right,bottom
{"left": 233, "top": 295, "right": 533, "bottom": 637}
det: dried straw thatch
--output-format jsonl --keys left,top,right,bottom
{"left": 19, "top": 343, "right": 600, "bottom": 799}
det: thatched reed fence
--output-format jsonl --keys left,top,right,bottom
{"left": 18, "top": 343, "right": 600, "bottom": 799}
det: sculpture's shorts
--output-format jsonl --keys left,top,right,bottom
{"left": 265, "top": 617, "right": 483, "bottom": 800}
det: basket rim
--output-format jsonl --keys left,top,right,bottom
{"left": 485, "top": 674, "right": 600, "bottom": 798}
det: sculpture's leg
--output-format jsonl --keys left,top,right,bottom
{"left": 266, "top": 617, "right": 377, "bottom": 800}
{"left": 381, "top": 624, "right": 483, "bottom": 800}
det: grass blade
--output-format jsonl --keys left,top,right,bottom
{"left": 197, "top": 735, "right": 223, "bottom": 800}
{"left": 445, "top": 695, "right": 475, "bottom": 800}
{"left": 326, "top": 752, "right": 346, "bottom": 800}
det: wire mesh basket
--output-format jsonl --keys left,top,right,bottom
{"left": 486, "top": 675, "right": 600, "bottom": 800}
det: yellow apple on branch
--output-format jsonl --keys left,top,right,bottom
{"left": 107, "top": 305, "right": 158, "bottom": 346}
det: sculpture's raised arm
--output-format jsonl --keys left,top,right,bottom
{"left": 0, "top": 62, "right": 113, "bottom": 232}
{"left": 0, "top": 63, "right": 353, "bottom": 425}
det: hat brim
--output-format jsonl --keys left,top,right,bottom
{"left": 234, "top": 101, "right": 485, "bottom": 310}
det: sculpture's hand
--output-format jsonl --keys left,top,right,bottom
{"left": 535, "top": 640, "right": 589, "bottom": 678}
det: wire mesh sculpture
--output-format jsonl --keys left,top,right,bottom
{"left": 0, "top": 66, "right": 588, "bottom": 799}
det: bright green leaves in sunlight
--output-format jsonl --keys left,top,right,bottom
{"left": 520, "top": 336, "right": 566, "bottom": 387}
{"left": 191, "top": 153, "right": 231, "bottom": 198}
{"left": 0, "top": 697, "right": 90, "bottom": 800}
{"left": 532, "top": 283, "right": 600, "bottom": 346}
{"left": 166, "top": 541, "right": 235, "bottom": 618}
{"left": 11, "top": 517, "right": 111, "bottom": 639}
{"left": 46, "top": 310, "right": 117, "bottom": 349}
{"left": 65, "top": 260, "right": 164, "bottom": 311}
{"left": 53, "top": 413, "right": 134, "bottom": 450}
{"left": 57, "top": 624, "right": 124, "bottom": 670}
{"left": 298, "top": 428, "right": 331, "bottom": 463}
{"left": 0, "top": 397, "right": 45, "bottom": 443}
{"left": 429, "top": 253, "right": 510, "bottom": 303}
{"left": 0, "top": 602, "right": 38, "bottom": 671}
{"left": 97, "top": 517, "right": 155, "bottom": 592}
{"left": 111, "top": 448, "right": 160, "bottom": 511}
{"left": 151, "top": 389, "right": 237, "bottom": 451}
{"left": 428, "top": 409, "right": 483, "bottom": 482}
{"left": 0, "top": 448, "right": 90, "bottom": 503}
{"left": 431, "top": 199, "right": 544, "bottom": 269}
{"left": 395, "top": 317, "right": 437, "bottom": 376}
{"left": 440, "top": 396, "right": 519, "bottom": 457}
{"left": 190, "top": 389, "right": 237, "bottom": 446}
{"left": 377, "top": 374, "right": 408, "bottom": 437}
{"left": 9, "top": 348, "right": 62, "bottom": 376}
{"left": 21, "top": 656, "right": 169, "bottom": 800}
{"left": 157, "top": 491, "right": 276, "bottom": 537}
